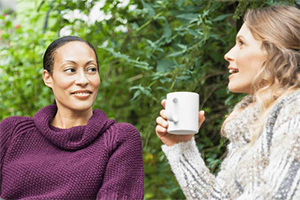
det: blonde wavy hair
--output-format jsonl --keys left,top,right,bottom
{"left": 222, "top": 6, "right": 300, "bottom": 143}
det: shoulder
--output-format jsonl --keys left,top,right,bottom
{"left": 0, "top": 116, "right": 33, "bottom": 130}
{"left": 102, "top": 122, "right": 142, "bottom": 153}
{"left": 114, "top": 123, "right": 141, "bottom": 141}
{"left": 107, "top": 122, "right": 142, "bottom": 148}
{"left": 265, "top": 91, "right": 300, "bottom": 161}
{"left": 270, "top": 90, "right": 300, "bottom": 120}
{"left": 276, "top": 90, "right": 300, "bottom": 110}
{"left": 0, "top": 116, "right": 34, "bottom": 144}
{"left": 268, "top": 90, "right": 300, "bottom": 133}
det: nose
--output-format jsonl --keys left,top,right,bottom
{"left": 75, "top": 71, "right": 89, "bottom": 87}
{"left": 224, "top": 46, "right": 235, "bottom": 62}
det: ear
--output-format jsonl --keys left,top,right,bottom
{"left": 43, "top": 70, "right": 53, "bottom": 88}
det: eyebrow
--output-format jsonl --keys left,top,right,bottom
{"left": 236, "top": 35, "right": 246, "bottom": 41}
{"left": 60, "top": 60, "right": 97, "bottom": 66}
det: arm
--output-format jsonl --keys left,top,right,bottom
{"left": 0, "top": 117, "right": 20, "bottom": 194}
{"left": 156, "top": 98, "right": 226, "bottom": 199}
{"left": 162, "top": 138, "right": 230, "bottom": 200}
{"left": 156, "top": 99, "right": 225, "bottom": 199}
{"left": 96, "top": 123, "right": 144, "bottom": 200}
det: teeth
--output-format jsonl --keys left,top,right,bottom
{"left": 229, "top": 69, "right": 239, "bottom": 73}
{"left": 73, "top": 92, "right": 90, "bottom": 95}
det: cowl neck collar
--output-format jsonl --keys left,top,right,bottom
{"left": 33, "top": 104, "right": 115, "bottom": 151}
{"left": 223, "top": 95, "right": 259, "bottom": 146}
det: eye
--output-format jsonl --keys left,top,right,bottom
{"left": 64, "top": 68, "right": 75, "bottom": 73}
{"left": 87, "top": 67, "right": 97, "bottom": 73}
{"left": 238, "top": 39, "right": 244, "bottom": 46}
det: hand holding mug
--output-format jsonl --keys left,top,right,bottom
{"left": 156, "top": 97, "right": 205, "bottom": 147}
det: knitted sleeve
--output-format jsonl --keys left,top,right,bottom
{"left": 96, "top": 123, "right": 144, "bottom": 200}
{"left": 0, "top": 117, "right": 26, "bottom": 194}
{"left": 162, "top": 138, "right": 230, "bottom": 200}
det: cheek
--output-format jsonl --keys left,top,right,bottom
{"left": 235, "top": 51, "right": 250, "bottom": 69}
{"left": 52, "top": 76, "right": 74, "bottom": 90}
{"left": 236, "top": 52, "right": 264, "bottom": 72}
{"left": 91, "top": 75, "right": 100, "bottom": 88}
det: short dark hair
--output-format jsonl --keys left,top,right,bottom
{"left": 43, "top": 36, "right": 99, "bottom": 75}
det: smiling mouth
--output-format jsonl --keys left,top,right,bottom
{"left": 229, "top": 69, "right": 239, "bottom": 74}
{"left": 71, "top": 91, "right": 92, "bottom": 97}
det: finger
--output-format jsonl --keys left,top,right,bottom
{"left": 199, "top": 110, "right": 205, "bottom": 127}
{"left": 161, "top": 99, "right": 166, "bottom": 108}
{"left": 155, "top": 125, "right": 167, "bottom": 136}
{"left": 156, "top": 116, "right": 168, "bottom": 128}
{"left": 160, "top": 109, "right": 167, "bottom": 119}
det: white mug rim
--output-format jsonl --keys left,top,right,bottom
{"left": 167, "top": 91, "right": 199, "bottom": 96}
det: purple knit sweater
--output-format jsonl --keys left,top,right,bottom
{"left": 0, "top": 105, "right": 144, "bottom": 200}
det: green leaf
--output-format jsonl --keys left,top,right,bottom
{"left": 175, "top": 0, "right": 185, "bottom": 7}
{"left": 177, "top": 44, "right": 187, "bottom": 50}
{"left": 141, "top": 0, "right": 156, "bottom": 17}
{"left": 156, "top": 59, "right": 174, "bottom": 72}
{"left": 166, "top": 50, "right": 185, "bottom": 58}
{"left": 175, "top": 13, "right": 199, "bottom": 23}
{"left": 131, "top": 90, "right": 141, "bottom": 101}
{"left": 162, "top": 17, "right": 172, "bottom": 39}
{"left": 212, "top": 13, "right": 233, "bottom": 21}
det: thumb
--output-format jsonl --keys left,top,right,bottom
{"left": 199, "top": 110, "right": 205, "bottom": 128}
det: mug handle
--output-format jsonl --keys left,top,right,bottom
{"left": 166, "top": 97, "right": 179, "bottom": 123}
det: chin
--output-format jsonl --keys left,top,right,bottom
{"left": 228, "top": 81, "right": 251, "bottom": 94}
{"left": 229, "top": 89, "right": 242, "bottom": 93}
{"left": 67, "top": 102, "right": 94, "bottom": 112}
{"left": 74, "top": 105, "right": 94, "bottom": 112}
{"left": 228, "top": 87, "right": 251, "bottom": 94}
{"left": 56, "top": 98, "right": 95, "bottom": 113}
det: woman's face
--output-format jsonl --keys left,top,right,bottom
{"left": 224, "top": 23, "right": 266, "bottom": 94}
{"left": 43, "top": 41, "right": 100, "bottom": 113}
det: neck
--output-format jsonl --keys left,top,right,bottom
{"left": 51, "top": 106, "right": 93, "bottom": 129}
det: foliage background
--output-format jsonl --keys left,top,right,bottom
{"left": 0, "top": 0, "right": 299, "bottom": 199}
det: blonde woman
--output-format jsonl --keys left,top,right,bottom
{"left": 156, "top": 6, "right": 300, "bottom": 200}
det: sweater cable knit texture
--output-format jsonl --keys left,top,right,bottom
{"left": 0, "top": 104, "right": 144, "bottom": 200}
{"left": 162, "top": 90, "right": 300, "bottom": 200}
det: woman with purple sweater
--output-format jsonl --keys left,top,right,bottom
{"left": 0, "top": 36, "right": 144, "bottom": 199}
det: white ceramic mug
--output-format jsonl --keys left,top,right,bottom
{"left": 165, "top": 92, "right": 199, "bottom": 135}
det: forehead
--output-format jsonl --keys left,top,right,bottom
{"left": 237, "top": 23, "right": 263, "bottom": 46}
{"left": 237, "top": 23, "right": 254, "bottom": 39}
{"left": 53, "top": 41, "right": 96, "bottom": 62}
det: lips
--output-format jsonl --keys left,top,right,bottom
{"left": 228, "top": 67, "right": 239, "bottom": 74}
{"left": 229, "top": 69, "right": 239, "bottom": 73}
{"left": 71, "top": 90, "right": 92, "bottom": 94}
{"left": 71, "top": 90, "right": 92, "bottom": 98}
{"left": 228, "top": 67, "right": 239, "bottom": 80}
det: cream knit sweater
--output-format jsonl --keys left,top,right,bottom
{"left": 162, "top": 90, "right": 300, "bottom": 200}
